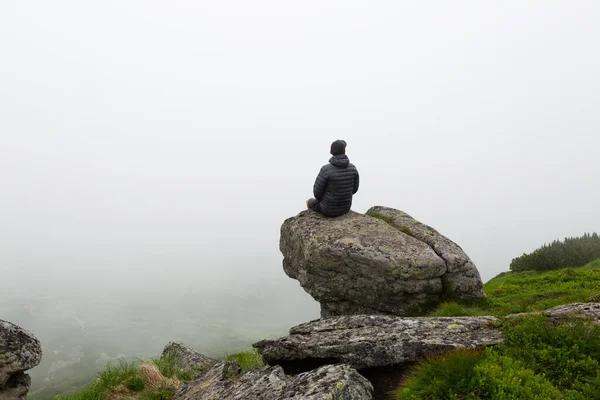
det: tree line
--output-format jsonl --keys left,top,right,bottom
{"left": 510, "top": 232, "right": 600, "bottom": 272}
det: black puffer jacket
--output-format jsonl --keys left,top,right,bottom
{"left": 313, "top": 154, "right": 359, "bottom": 217}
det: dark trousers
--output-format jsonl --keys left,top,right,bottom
{"left": 307, "top": 198, "right": 322, "bottom": 213}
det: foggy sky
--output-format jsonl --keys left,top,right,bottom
{"left": 1, "top": 0, "right": 599, "bottom": 293}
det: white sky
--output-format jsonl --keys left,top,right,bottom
{"left": 1, "top": 1, "right": 599, "bottom": 292}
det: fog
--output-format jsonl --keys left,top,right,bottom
{"left": 1, "top": 1, "right": 599, "bottom": 397}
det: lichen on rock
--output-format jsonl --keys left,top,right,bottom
{"left": 254, "top": 314, "right": 503, "bottom": 370}
{"left": 173, "top": 361, "right": 373, "bottom": 400}
{"left": 280, "top": 207, "right": 485, "bottom": 317}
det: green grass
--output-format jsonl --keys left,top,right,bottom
{"left": 430, "top": 258, "right": 600, "bottom": 318}
{"left": 55, "top": 359, "right": 140, "bottom": 400}
{"left": 396, "top": 315, "right": 600, "bottom": 399}
{"left": 224, "top": 349, "right": 264, "bottom": 373}
{"left": 151, "top": 350, "right": 192, "bottom": 381}
{"left": 126, "top": 376, "right": 146, "bottom": 392}
{"left": 54, "top": 349, "right": 262, "bottom": 399}
{"left": 396, "top": 258, "right": 600, "bottom": 399}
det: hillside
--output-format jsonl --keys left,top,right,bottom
{"left": 431, "top": 258, "right": 600, "bottom": 318}
{"left": 397, "top": 258, "right": 600, "bottom": 399}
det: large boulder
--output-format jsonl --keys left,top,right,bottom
{"left": 0, "top": 320, "right": 42, "bottom": 400}
{"left": 280, "top": 207, "right": 484, "bottom": 317}
{"left": 173, "top": 361, "right": 373, "bottom": 400}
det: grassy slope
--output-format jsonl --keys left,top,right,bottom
{"left": 397, "top": 258, "right": 600, "bottom": 399}
{"left": 431, "top": 258, "right": 600, "bottom": 318}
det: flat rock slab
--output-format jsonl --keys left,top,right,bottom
{"left": 174, "top": 361, "right": 373, "bottom": 400}
{"left": 0, "top": 320, "right": 42, "bottom": 390}
{"left": 254, "top": 314, "right": 503, "bottom": 370}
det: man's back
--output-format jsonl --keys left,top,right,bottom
{"left": 314, "top": 154, "right": 359, "bottom": 217}
{"left": 311, "top": 149, "right": 359, "bottom": 217}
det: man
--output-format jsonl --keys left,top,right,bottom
{"left": 306, "top": 140, "right": 359, "bottom": 217}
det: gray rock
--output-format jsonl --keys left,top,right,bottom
{"left": 367, "top": 206, "right": 485, "bottom": 299}
{"left": 174, "top": 361, "right": 373, "bottom": 400}
{"left": 544, "top": 302, "right": 600, "bottom": 323}
{"left": 0, "top": 373, "right": 30, "bottom": 400}
{"left": 161, "top": 342, "right": 217, "bottom": 375}
{"left": 254, "top": 314, "right": 503, "bottom": 370}
{"left": 0, "top": 319, "right": 42, "bottom": 390}
{"left": 280, "top": 208, "right": 484, "bottom": 317}
{"left": 507, "top": 302, "right": 600, "bottom": 324}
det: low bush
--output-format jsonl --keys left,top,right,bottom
{"left": 499, "top": 315, "right": 600, "bottom": 395}
{"left": 395, "top": 315, "right": 600, "bottom": 399}
{"left": 394, "top": 348, "right": 486, "bottom": 399}
{"left": 125, "top": 376, "right": 146, "bottom": 392}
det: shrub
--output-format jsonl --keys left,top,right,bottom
{"left": 395, "top": 348, "right": 486, "bottom": 399}
{"left": 125, "top": 376, "right": 146, "bottom": 392}
{"left": 498, "top": 315, "right": 600, "bottom": 394}
{"left": 473, "top": 351, "right": 565, "bottom": 400}
{"left": 395, "top": 315, "right": 600, "bottom": 399}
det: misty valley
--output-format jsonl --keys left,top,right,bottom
{"left": 1, "top": 279, "right": 318, "bottom": 398}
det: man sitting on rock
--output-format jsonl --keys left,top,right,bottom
{"left": 306, "top": 140, "right": 359, "bottom": 217}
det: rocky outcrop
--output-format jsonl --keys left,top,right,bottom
{"left": 254, "top": 314, "right": 502, "bottom": 370}
{"left": 366, "top": 206, "right": 485, "bottom": 299}
{"left": 254, "top": 314, "right": 501, "bottom": 399}
{"left": 174, "top": 361, "right": 373, "bottom": 400}
{"left": 0, "top": 319, "right": 42, "bottom": 400}
{"left": 162, "top": 342, "right": 217, "bottom": 375}
{"left": 280, "top": 207, "right": 485, "bottom": 317}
